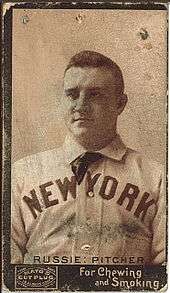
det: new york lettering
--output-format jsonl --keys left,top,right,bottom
{"left": 23, "top": 171, "right": 155, "bottom": 222}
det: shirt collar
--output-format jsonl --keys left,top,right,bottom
{"left": 63, "top": 134, "right": 127, "bottom": 164}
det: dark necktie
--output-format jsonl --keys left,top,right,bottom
{"left": 71, "top": 152, "right": 103, "bottom": 184}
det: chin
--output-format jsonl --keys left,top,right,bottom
{"left": 72, "top": 129, "right": 89, "bottom": 138}
{"left": 71, "top": 127, "right": 93, "bottom": 142}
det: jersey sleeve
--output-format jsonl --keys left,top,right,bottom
{"left": 151, "top": 168, "right": 166, "bottom": 264}
{"left": 11, "top": 162, "right": 28, "bottom": 264}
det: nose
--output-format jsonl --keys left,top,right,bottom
{"left": 74, "top": 91, "right": 90, "bottom": 112}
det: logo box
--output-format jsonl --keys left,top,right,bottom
{"left": 15, "top": 266, "right": 58, "bottom": 289}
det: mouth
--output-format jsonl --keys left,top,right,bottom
{"left": 73, "top": 117, "right": 93, "bottom": 122}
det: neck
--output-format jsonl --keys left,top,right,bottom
{"left": 71, "top": 133, "right": 117, "bottom": 151}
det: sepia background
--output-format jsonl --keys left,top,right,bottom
{"left": 12, "top": 9, "right": 167, "bottom": 164}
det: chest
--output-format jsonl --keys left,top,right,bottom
{"left": 21, "top": 158, "right": 157, "bottom": 235}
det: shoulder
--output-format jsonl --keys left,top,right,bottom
{"left": 126, "top": 147, "right": 163, "bottom": 167}
{"left": 12, "top": 146, "right": 64, "bottom": 176}
{"left": 125, "top": 147, "right": 164, "bottom": 179}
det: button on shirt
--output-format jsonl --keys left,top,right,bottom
{"left": 11, "top": 135, "right": 166, "bottom": 264}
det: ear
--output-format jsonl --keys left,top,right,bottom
{"left": 116, "top": 94, "right": 128, "bottom": 115}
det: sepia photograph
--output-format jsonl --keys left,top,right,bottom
{"left": 2, "top": 1, "right": 168, "bottom": 291}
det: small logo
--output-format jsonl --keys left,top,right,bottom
{"left": 21, "top": 15, "right": 30, "bottom": 24}
{"left": 15, "top": 266, "right": 57, "bottom": 289}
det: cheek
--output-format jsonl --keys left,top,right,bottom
{"left": 93, "top": 104, "right": 111, "bottom": 117}
{"left": 93, "top": 104, "right": 118, "bottom": 124}
{"left": 61, "top": 99, "right": 74, "bottom": 115}
{"left": 63, "top": 98, "right": 73, "bottom": 109}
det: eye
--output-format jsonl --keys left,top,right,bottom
{"left": 86, "top": 91, "right": 101, "bottom": 100}
{"left": 89, "top": 90, "right": 100, "bottom": 97}
{"left": 65, "top": 90, "right": 79, "bottom": 100}
{"left": 87, "top": 89, "right": 106, "bottom": 101}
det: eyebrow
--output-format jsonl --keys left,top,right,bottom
{"left": 65, "top": 86, "right": 106, "bottom": 92}
{"left": 89, "top": 87, "right": 107, "bottom": 90}
{"left": 64, "top": 87, "right": 79, "bottom": 94}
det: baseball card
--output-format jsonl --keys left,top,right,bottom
{"left": 2, "top": 0, "right": 168, "bottom": 291}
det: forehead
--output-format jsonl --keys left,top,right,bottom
{"left": 64, "top": 66, "right": 115, "bottom": 89}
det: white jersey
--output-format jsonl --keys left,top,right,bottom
{"left": 11, "top": 135, "right": 166, "bottom": 264}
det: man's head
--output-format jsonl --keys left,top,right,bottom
{"left": 62, "top": 50, "right": 127, "bottom": 150}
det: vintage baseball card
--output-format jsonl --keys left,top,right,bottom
{"left": 2, "top": 0, "right": 168, "bottom": 291}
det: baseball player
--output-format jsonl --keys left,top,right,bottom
{"left": 11, "top": 50, "right": 166, "bottom": 264}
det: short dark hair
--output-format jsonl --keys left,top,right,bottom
{"left": 64, "top": 50, "right": 124, "bottom": 95}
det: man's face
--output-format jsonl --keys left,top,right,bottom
{"left": 63, "top": 66, "right": 125, "bottom": 147}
